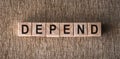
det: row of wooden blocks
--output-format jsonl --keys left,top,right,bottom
{"left": 18, "top": 22, "right": 101, "bottom": 37}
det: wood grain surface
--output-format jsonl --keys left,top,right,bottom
{"left": 0, "top": 0, "right": 120, "bottom": 59}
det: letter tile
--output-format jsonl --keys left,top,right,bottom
{"left": 46, "top": 23, "right": 60, "bottom": 37}
{"left": 18, "top": 22, "right": 32, "bottom": 36}
{"left": 32, "top": 23, "right": 46, "bottom": 37}
{"left": 74, "top": 23, "right": 88, "bottom": 37}
{"left": 88, "top": 22, "right": 101, "bottom": 37}
{"left": 60, "top": 23, "right": 73, "bottom": 37}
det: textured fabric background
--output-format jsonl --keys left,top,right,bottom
{"left": 0, "top": 0, "right": 120, "bottom": 59}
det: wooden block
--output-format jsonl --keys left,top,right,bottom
{"left": 88, "top": 22, "right": 101, "bottom": 36}
{"left": 74, "top": 23, "right": 88, "bottom": 37}
{"left": 60, "top": 23, "right": 73, "bottom": 37}
{"left": 32, "top": 23, "right": 46, "bottom": 37}
{"left": 46, "top": 23, "right": 60, "bottom": 37}
{"left": 18, "top": 22, "right": 101, "bottom": 37}
{"left": 18, "top": 22, "right": 32, "bottom": 36}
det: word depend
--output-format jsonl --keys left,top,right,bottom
{"left": 18, "top": 22, "right": 101, "bottom": 37}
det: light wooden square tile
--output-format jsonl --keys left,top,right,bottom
{"left": 60, "top": 23, "right": 73, "bottom": 37}
{"left": 74, "top": 23, "right": 88, "bottom": 37}
{"left": 46, "top": 23, "right": 60, "bottom": 37}
{"left": 88, "top": 22, "right": 101, "bottom": 37}
{"left": 32, "top": 23, "right": 46, "bottom": 37}
{"left": 18, "top": 22, "right": 32, "bottom": 36}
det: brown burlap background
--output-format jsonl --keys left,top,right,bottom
{"left": 0, "top": 0, "right": 120, "bottom": 59}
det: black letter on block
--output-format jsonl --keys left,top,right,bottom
{"left": 50, "top": 24, "right": 56, "bottom": 34}
{"left": 64, "top": 25, "right": 70, "bottom": 34}
{"left": 78, "top": 25, "right": 84, "bottom": 34}
{"left": 22, "top": 25, "right": 29, "bottom": 34}
{"left": 36, "top": 25, "right": 42, "bottom": 34}
{"left": 91, "top": 25, "right": 98, "bottom": 34}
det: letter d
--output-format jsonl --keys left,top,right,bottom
{"left": 22, "top": 25, "right": 29, "bottom": 34}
